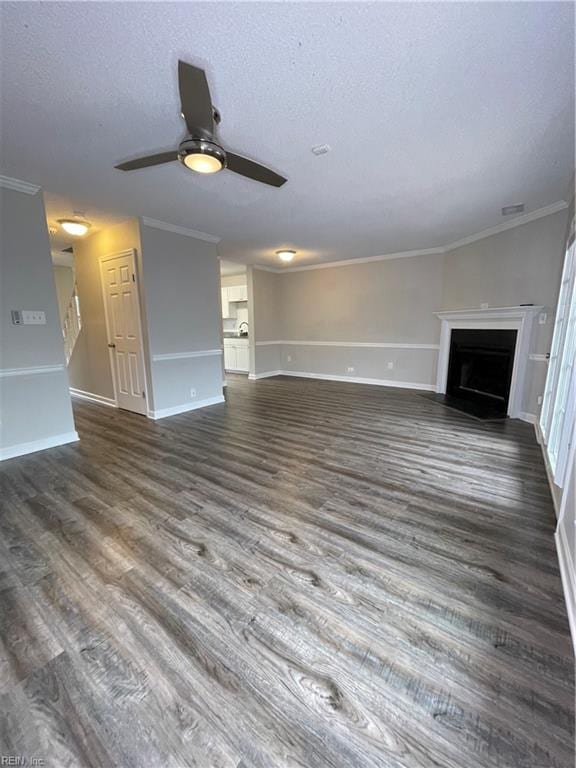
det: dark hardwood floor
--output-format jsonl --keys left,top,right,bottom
{"left": 0, "top": 374, "right": 573, "bottom": 768}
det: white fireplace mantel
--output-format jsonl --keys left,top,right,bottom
{"left": 434, "top": 306, "right": 544, "bottom": 419}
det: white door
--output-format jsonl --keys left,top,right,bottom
{"left": 100, "top": 251, "right": 148, "bottom": 415}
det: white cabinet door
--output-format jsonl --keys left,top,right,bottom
{"left": 237, "top": 285, "right": 248, "bottom": 302}
{"left": 236, "top": 344, "right": 249, "bottom": 371}
{"left": 224, "top": 344, "right": 236, "bottom": 370}
{"left": 221, "top": 288, "right": 229, "bottom": 319}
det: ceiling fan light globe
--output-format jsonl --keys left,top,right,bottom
{"left": 183, "top": 153, "right": 223, "bottom": 174}
{"left": 179, "top": 138, "right": 226, "bottom": 175}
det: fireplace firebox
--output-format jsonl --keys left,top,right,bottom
{"left": 445, "top": 329, "right": 517, "bottom": 418}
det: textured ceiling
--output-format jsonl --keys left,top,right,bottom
{"left": 1, "top": 2, "right": 574, "bottom": 269}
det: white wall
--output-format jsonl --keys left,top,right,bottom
{"left": 0, "top": 184, "right": 77, "bottom": 459}
{"left": 139, "top": 222, "right": 224, "bottom": 417}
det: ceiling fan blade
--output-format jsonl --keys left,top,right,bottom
{"left": 226, "top": 152, "right": 287, "bottom": 187}
{"left": 178, "top": 60, "right": 214, "bottom": 138}
{"left": 115, "top": 152, "right": 177, "bottom": 171}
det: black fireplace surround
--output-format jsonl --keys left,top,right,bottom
{"left": 445, "top": 328, "right": 517, "bottom": 418}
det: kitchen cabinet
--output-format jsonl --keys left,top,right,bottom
{"left": 221, "top": 285, "right": 248, "bottom": 318}
{"left": 221, "top": 288, "right": 230, "bottom": 319}
{"left": 223, "top": 338, "right": 249, "bottom": 372}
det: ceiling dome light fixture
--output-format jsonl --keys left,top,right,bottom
{"left": 57, "top": 218, "right": 91, "bottom": 237}
{"left": 276, "top": 249, "right": 296, "bottom": 263}
{"left": 178, "top": 138, "right": 226, "bottom": 174}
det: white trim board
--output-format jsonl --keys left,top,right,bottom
{"left": 534, "top": 420, "right": 562, "bottom": 519}
{"left": 248, "top": 371, "right": 283, "bottom": 380}
{"left": 255, "top": 340, "right": 439, "bottom": 350}
{"left": 556, "top": 525, "right": 576, "bottom": 655}
{"left": 70, "top": 388, "right": 117, "bottom": 408}
{"left": 141, "top": 216, "right": 220, "bottom": 244}
{"left": 148, "top": 394, "right": 225, "bottom": 420}
{"left": 251, "top": 200, "right": 567, "bottom": 274}
{"left": 0, "top": 431, "right": 79, "bottom": 462}
{"left": 249, "top": 370, "right": 435, "bottom": 391}
{"left": 0, "top": 364, "right": 65, "bottom": 378}
{"left": 0, "top": 175, "right": 41, "bottom": 195}
{"left": 152, "top": 349, "right": 222, "bottom": 362}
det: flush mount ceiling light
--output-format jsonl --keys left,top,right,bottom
{"left": 276, "top": 249, "right": 296, "bottom": 263}
{"left": 57, "top": 218, "right": 91, "bottom": 236}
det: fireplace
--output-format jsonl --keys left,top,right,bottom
{"left": 434, "top": 306, "right": 543, "bottom": 422}
{"left": 446, "top": 329, "right": 517, "bottom": 417}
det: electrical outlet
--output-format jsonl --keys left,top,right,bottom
{"left": 537, "top": 395, "right": 543, "bottom": 406}
{"left": 286, "top": 355, "right": 292, "bottom": 363}
{"left": 20, "top": 310, "right": 46, "bottom": 325}
{"left": 480, "top": 302, "right": 489, "bottom": 310}
{"left": 190, "top": 388, "right": 197, "bottom": 399}
{"left": 539, "top": 312, "right": 547, "bottom": 325}
{"left": 387, "top": 361, "right": 394, "bottom": 370}
{"left": 346, "top": 366, "right": 355, "bottom": 374}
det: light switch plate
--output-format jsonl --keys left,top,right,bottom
{"left": 22, "top": 310, "right": 46, "bottom": 325}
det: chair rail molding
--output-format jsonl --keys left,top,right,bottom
{"left": 434, "top": 306, "right": 544, "bottom": 420}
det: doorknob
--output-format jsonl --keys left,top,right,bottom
{"left": 108, "top": 343, "right": 116, "bottom": 348}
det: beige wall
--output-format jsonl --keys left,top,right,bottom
{"left": 279, "top": 254, "right": 444, "bottom": 343}
{"left": 69, "top": 219, "right": 141, "bottom": 400}
{"left": 0, "top": 186, "right": 77, "bottom": 458}
{"left": 53, "top": 265, "right": 75, "bottom": 324}
{"left": 250, "top": 210, "right": 568, "bottom": 413}
{"left": 443, "top": 209, "right": 567, "bottom": 415}
{"left": 250, "top": 268, "right": 283, "bottom": 375}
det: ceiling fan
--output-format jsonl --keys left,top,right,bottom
{"left": 115, "top": 60, "right": 287, "bottom": 188}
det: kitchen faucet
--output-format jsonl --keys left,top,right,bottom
{"left": 238, "top": 321, "right": 249, "bottom": 336}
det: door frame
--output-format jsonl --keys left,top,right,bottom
{"left": 99, "top": 248, "right": 151, "bottom": 414}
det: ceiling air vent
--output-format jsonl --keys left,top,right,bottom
{"left": 502, "top": 204, "right": 524, "bottom": 216}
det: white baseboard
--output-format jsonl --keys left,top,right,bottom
{"left": 0, "top": 431, "right": 79, "bottom": 461}
{"left": 149, "top": 394, "right": 225, "bottom": 420}
{"left": 556, "top": 524, "right": 576, "bottom": 654}
{"left": 519, "top": 411, "right": 537, "bottom": 424}
{"left": 248, "top": 370, "right": 283, "bottom": 381}
{"left": 70, "top": 388, "right": 117, "bottom": 408}
{"left": 276, "top": 370, "right": 435, "bottom": 391}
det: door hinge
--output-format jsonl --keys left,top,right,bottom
{"left": 132, "top": 273, "right": 135, "bottom": 282}
{"left": 142, "top": 391, "right": 146, "bottom": 398}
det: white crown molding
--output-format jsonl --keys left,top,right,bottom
{"left": 152, "top": 349, "right": 222, "bottom": 362}
{"left": 443, "top": 201, "right": 568, "bottom": 252}
{"left": 255, "top": 340, "right": 439, "bottom": 350}
{"left": 252, "top": 200, "right": 567, "bottom": 274}
{"left": 141, "top": 216, "right": 220, "bottom": 244}
{"left": 0, "top": 175, "right": 41, "bottom": 195}
{"left": 0, "top": 364, "right": 65, "bottom": 378}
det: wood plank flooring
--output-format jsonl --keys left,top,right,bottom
{"left": 0, "top": 374, "right": 573, "bottom": 768}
